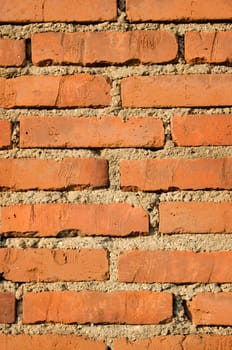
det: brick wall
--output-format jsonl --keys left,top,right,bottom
{"left": 0, "top": 1, "right": 232, "bottom": 349}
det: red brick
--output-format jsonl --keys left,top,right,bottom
{"left": 126, "top": 0, "right": 232, "bottom": 22}
{"left": 121, "top": 75, "right": 232, "bottom": 107}
{"left": 185, "top": 31, "right": 232, "bottom": 64}
{"left": 118, "top": 250, "right": 232, "bottom": 283}
{"left": 187, "top": 293, "right": 232, "bottom": 325}
{"left": 20, "top": 116, "right": 164, "bottom": 149}
{"left": 0, "top": 120, "right": 11, "bottom": 149}
{"left": 0, "top": 292, "right": 15, "bottom": 323}
{"left": 0, "top": 158, "right": 108, "bottom": 191}
{"left": 0, "top": 248, "right": 108, "bottom": 282}
{"left": 0, "top": 203, "right": 148, "bottom": 237}
{"left": 23, "top": 291, "right": 172, "bottom": 324}
{"left": 0, "top": 0, "right": 117, "bottom": 23}
{"left": 172, "top": 115, "right": 232, "bottom": 146}
{"left": 32, "top": 31, "right": 177, "bottom": 66}
{"left": 114, "top": 336, "right": 232, "bottom": 350}
{"left": 0, "top": 334, "right": 106, "bottom": 350}
{"left": 120, "top": 158, "right": 232, "bottom": 191}
{"left": 0, "top": 39, "right": 25, "bottom": 66}
{"left": 0, "top": 74, "right": 111, "bottom": 108}
{"left": 114, "top": 336, "right": 184, "bottom": 350}
{"left": 159, "top": 202, "right": 232, "bottom": 234}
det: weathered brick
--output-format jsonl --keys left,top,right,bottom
{"left": 0, "top": 158, "right": 108, "bottom": 191}
{"left": 185, "top": 31, "right": 232, "bottom": 64}
{"left": 0, "top": 120, "right": 11, "bottom": 149}
{"left": 20, "top": 116, "right": 164, "bottom": 149}
{"left": 0, "top": 74, "right": 111, "bottom": 108}
{"left": 0, "top": 248, "right": 109, "bottom": 282}
{"left": 159, "top": 202, "right": 232, "bottom": 234}
{"left": 172, "top": 115, "right": 232, "bottom": 146}
{"left": 0, "top": 334, "right": 106, "bottom": 350}
{"left": 114, "top": 336, "right": 184, "bottom": 350}
{"left": 0, "top": 292, "right": 15, "bottom": 323}
{"left": 114, "top": 335, "right": 232, "bottom": 350}
{"left": 118, "top": 250, "right": 232, "bottom": 283}
{"left": 121, "top": 158, "right": 232, "bottom": 191}
{"left": 121, "top": 75, "right": 232, "bottom": 107}
{"left": 0, "top": 203, "right": 148, "bottom": 237}
{"left": 126, "top": 0, "right": 232, "bottom": 22}
{"left": 0, "top": 0, "right": 117, "bottom": 22}
{"left": 187, "top": 293, "right": 232, "bottom": 325}
{"left": 0, "top": 39, "right": 25, "bottom": 66}
{"left": 32, "top": 31, "right": 177, "bottom": 66}
{"left": 23, "top": 291, "right": 172, "bottom": 324}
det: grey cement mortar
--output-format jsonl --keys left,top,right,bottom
{"left": 1, "top": 5, "right": 232, "bottom": 345}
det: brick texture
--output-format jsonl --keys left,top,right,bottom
{"left": 0, "top": 292, "right": 15, "bottom": 323}
{"left": 0, "top": 203, "right": 148, "bottom": 237}
{"left": 23, "top": 291, "right": 172, "bottom": 324}
{"left": 0, "top": 248, "right": 109, "bottom": 282}
{"left": 0, "top": 158, "right": 108, "bottom": 191}
{"left": 126, "top": 0, "right": 232, "bottom": 21}
{"left": 0, "top": 335, "right": 106, "bottom": 350}
{"left": 121, "top": 75, "right": 232, "bottom": 107}
{"left": 121, "top": 158, "right": 232, "bottom": 191}
{"left": 185, "top": 31, "right": 232, "bottom": 64}
{"left": 159, "top": 202, "right": 232, "bottom": 234}
{"left": 187, "top": 293, "right": 232, "bottom": 325}
{"left": 0, "top": 75, "right": 111, "bottom": 108}
{"left": 0, "top": 120, "right": 11, "bottom": 149}
{"left": 32, "top": 31, "right": 177, "bottom": 66}
{"left": 118, "top": 250, "right": 232, "bottom": 283}
{"left": 20, "top": 116, "right": 164, "bottom": 148}
{"left": 171, "top": 115, "right": 232, "bottom": 146}
{"left": 0, "top": 39, "right": 25, "bottom": 66}
{"left": 114, "top": 335, "right": 232, "bottom": 350}
{"left": 0, "top": 0, "right": 117, "bottom": 22}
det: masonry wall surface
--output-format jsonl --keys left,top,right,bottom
{"left": 0, "top": 1, "right": 232, "bottom": 349}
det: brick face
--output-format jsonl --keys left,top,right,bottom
{"left": 0, "top": 248, "right": 109, "bottom": 281}
{"left": 23, "top": 291, "right": 172, "bottom": 324}
{"left": 121, "top": 158, "right": 232, "bottom": 191}
{"left": 0, "top": 120, "right": 11, "bottom": 149}
{"left": 0, "top": 158, "right": 108, "bottom": 191}
{"left": 20, "top": 116, "right": 164, "bottom": 148}
{"left": 0, "top": 75, "right": 111, "bottom": 108}
{"left": 32, "top": 31, "right": 177, "bottom": 66}
{"left": 0, "top": 39, "right": 25, "bottom": 67}
{"left": 0, "top": 0, "right": 117, "bottom": 22}
{"left": 0, "top": 292, "right": 16, "bottom": 323}
{"left": 121, "top": 75, "right": 232, "bottom": 108}
{"left": 0, "top": 203, "right": 148, "bottom": 237}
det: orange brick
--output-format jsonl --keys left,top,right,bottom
{"left": 0, "top": 74, "right": 111, "bottom": 108}
{"left": 20, "top": 116, "right": 164, "bottom": 149}
{"left": 0, "top": 0, "right": 117, "bottom": 22}
{"left": 121, "top": 158, "right": 232, "bottom": 191}
{"left": 126, "top": 0, "right": 232, "bottom": 22}
{"left": 114, "top": 335, "right": 232, "bottom": 350}
{"left": 187, "top": 293, "right": 232, "bottom": 325}
{"left": 0, "top": 39, "right": 25, "bottom": 66}
{"left": 0, "top": 158, "right": 108, "bottom": 191}
{"left": 0, "top": 248, "right": 108, "bottom": 282}
{"left": 121, "top": 75, "right": 232, "bottom": 107}
{"left": 23, "top": 291, "right": 172, "bottom": 324}
{"left": 0, "top": 292, "right": 15, "bottom": 323}
{"left": 32, "top": 31, "right": 177, "bottom": 66}
{"left": 0, "top": 120, "right": 11, "bottom": 149}
{"left": 185, "top": 31, "right": 232, "bottom": 64}
{"left": 0, "top": 203, "right": 148, "bottom": 237}
{"left": 159, "top": 202, "right": 232, "bottom": 234}
{"left": 172, "top": 115, "right": 232, "bottom": 146}
{"left": 0, "top": 334, "right": 106, "bottom": 350}
{"left": 118, "top": 250, "right": 232, "bottom": 283}
{"left": 114, "top": 336, "right": 184, "bottom": 350}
